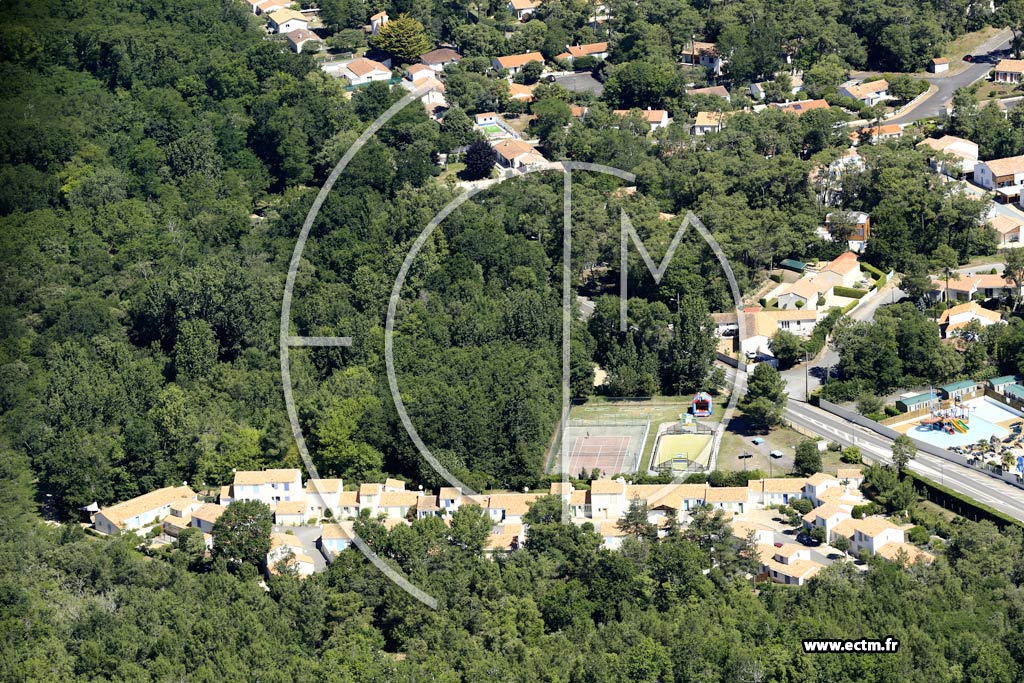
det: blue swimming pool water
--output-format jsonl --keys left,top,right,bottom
{"left": 908, "top": 398, "right": 1021, "bottom": 449}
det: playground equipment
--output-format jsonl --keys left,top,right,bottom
{"left": 691, "top": 392, "right": 713, "bottom": 418}
{"left": 919, "top": 407, "right": 971, "bottom": 434}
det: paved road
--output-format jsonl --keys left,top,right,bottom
{"left": 887, "top": 30, "right": 1013, "bottom": 125}
{"left": 783, "top": 400, "right": 1024, "bottom": 521}
{"left": 780, "top": 278, "right": 905, "bottom": 401}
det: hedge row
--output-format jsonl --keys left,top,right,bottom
{"left": 905, "top": 470, "right": 1024, "bottom": 529}
{"left": 834, "top": 285, "right": 868, "bottom": 299}
{"left": 861, "top": 261, "right": 887, "bottom": 288}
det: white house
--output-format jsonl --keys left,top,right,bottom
{"left": 267, "top": 533, "right": 316, "bottom": 577}
{"left": 341, "top": 58, "right": 392, "bottom": 86}
{"left": 691, "top": 111, "right": 724, "bottom": 136}
{"left": 774, "top": 99, "right": 830, "bottom": 115}
{"left": 774, "top": 276, "right": 834, "bottom": 311}
{"left": 370, "top": 10, "right": 388, "bottom": 34}
{"left": 420, "top": 48, "right": 462, "bottom": 72}
{"left": 802, "top": 502, "right": 850, "bottom": 536}
{"left": 612, "top": 108, "right": 671, "bottom": 132}
{"left": 492, "top": 52, "right": 544, "bottom": 76}
{"left": 937, "top": 301, "right": 1003, "bottom": 338}
{"left": 190, "top": 503, "right": 226, "bottom": 535}
{"left": 990, "top": 214, "right": 1024, "bottom": 246}
{"left": 508, "top": 0, "right": 542, "bottom": 20}
{"left": 485, "top": 493, "right": 542, "bottom": 524}
{"left": 94, "top": 485, "right": 196, "bottom": 535}
{"left": 492, "top": 138, "right": 547, "bottom": 169}
{"left": 284, "top": 29, "right": 320, "bottom": 54}
{"left": 803, "top": 472, "right": 842, "bottom": 506}
{"left": 266, "top": 9, "right": 308, "bottom": 34}
{"left": 358, "top": 483, "right": 383, "bottom": 514}
{"left": 379, "top": 491, "right": 421, "bottom": 518}
{"left": 273, "top": 499, "right": 307, "bottom": 526}
{"left": 438, "top": 487, "right": 462, "bottom": 513}
{"left": 757, "top": 544, "right": 824, "bottom": 585}
{"left": 556, "top": 42, "right": 609, "bottom": 64}
{"left": 833, "top": 517, "right": 904, "bottom": 555}
{"left": 304, "top": 478, "right": 344, "bottom": 520}
{"left": 974, "top": 156, "right": 1024, "bottom": 193}
{"left": 589, "top": 478, "right": 628, "bottom": 519}
{"left": 747, "top": 478, "right": 806, "bottom": 507}
{"left": 818, "top": 251, "right": 863, "bottom": 288}
{"left": 703, "top": 486, "right": 749, "bottom": 514}
{"left": 929, "top": 57, "right": 949, "bottom": 73}
{"left": 230, "top": 469, "right": 303, "bottom": 506}
{"left": 994, "top": 59, "right": 1024, "bottom": 84}
{"left": 917, "top": 135, "right": 978, "bottom": 177}
{"left": 680, "top": 41, "right": 723, "bottom": 76}
{"left": 838, "top": 79, "right": 889, "bottom": 106}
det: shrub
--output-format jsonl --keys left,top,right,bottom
{"left": 770, "top": 272, "right": 783, "bottom": 283}
{"left": 791, "top": 498, "right": 813, "bottom": 514}
{"left": 907, "top": 525, "right": 930, "bottom": 545}
{"left": 820, "top": 379, "right": 867, "bottom": 403}
{"left": 834, "top": 285, "right": 867, "bottom": 299}
{"left": 884, "top": 405, "right": 901, "bottom": 417}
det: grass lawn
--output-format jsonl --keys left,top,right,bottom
{"left": 438, "top": 161, "right": 466, "bottom": 183}
{"left": 964, "top": 252, "right": 1008, "bottom": 267}
{"left": 918, "top": 499, "right": 961, "bottom": 523}
{"left": 718, "top": 413, "right": 807, "bottom": 476}
{"left": 975, "top": 81, "right": 1022, "bottom": 102}
{"left": 942, "top": 27, "right": 1003, "bottom": 68}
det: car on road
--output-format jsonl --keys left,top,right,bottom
{"left": 963, "top": 54, "right": 974, "bottom": 62}
{"left": 797, "top": 532, "right": 821, "bottom": 547}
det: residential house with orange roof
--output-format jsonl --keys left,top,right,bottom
{"left": 838, "top": 79, "right": 889, "bottom": 106}
{"left": 774, "top": 275, "right": 834, "bottom": 311}
{"left": 680, "top": 40, "right": 724, "bottom": 75}
{"left": 556, "top": 42, "right": 609, "bottom": 64}
{"left": 319, "top": 521, "right": 355, "bottom": 555}
{"left": 974, "top": 155, "right": 1024, "bottom": 196}
{"left": 492, "top": 138, "right": 547, "bottom": 169}
{"left": 230, "top": 469, "right": 303, "bottom": 506}
{"left": 773, "top": 99, "right": 830, "bottom": 115}
{"left": 994, "top": 58, "right": 1024, "bottom": 84}
{"left": 691, "top": 111, "right": 724, "bottom": 135}
{"left": 855, "top": 123, "right": 903, "bottom": 145}
{"left": 508, "top": 0, "right": 542, "bottom": 20}
{"left": 937, "top": 301, "right": 1003, "bottom": 338}
{"left": 802, "top": 502, "right": 851, "bottom": 536}
{"left": 94, "top": 485, "right": 197, "bottom": 535}
{"left": 191, "top": 503, "right": 227, "bottom": 534}
{"left": 492, "top": 52, "right": 544, "bottom": 76}
{"left": 370, "top": 10, "right": 388, "bottom": 34}
{"left": 818, "top": 251, "right": 863, "bottom": 288}
{"left": 747, "top": 478, "right": 806, "bottom": 507}
{"left": 508, "top": 82, "right": 535, "bottom": 102}
{"left": 917, "top": 135, "right": 978, "bottom": 176}
{"left": 267, "top": 532, "right": 316, "bottom": 577}
{"left": 266, "top": 8, "right": 308, "bottom": 34}
{"left": 304, "top": 478, "right": 344, "bottom": 519}
{"left": 990, "top": 214, "right": 1023, "bottom": 246}
{"left": 929, "top": 272, "right": 1019, "bottom": 302}
{"left": 703, "top": 486, "right": 750, "bottom": 514}
{"left": 686, "top": 85, "right": 730, "bottom": 101}
{"left": 804, "top": 472, "right": 842, "bottom": 506}
{"left": 341, "top": 58, "right": 392, "bottom": 86}
{"left": 756, "top": 543, "right": 825, "bottom": 585}
{"left": 612, "top": 108, "right": 672, "bottom": 131}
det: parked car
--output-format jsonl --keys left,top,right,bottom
{"left": 797, "top": 532, "right": 821, "bottom": 547}
{"left": 963, "top": 54, "right": 974, "bottom": 62}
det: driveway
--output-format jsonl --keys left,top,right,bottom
{"left": 553, "top": 72, "right": 604, "bottom": 96}
{"left": 273, "top": 524, "right": 327, "bottom": 571}
{"left": 887, "top": 29, "right": 1014, "bottom": 125}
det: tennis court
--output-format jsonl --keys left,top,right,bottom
{"left": 556, "top": 423, "right": 649, "bottom": 478}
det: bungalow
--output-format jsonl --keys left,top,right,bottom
{"left": 266, "top": 9, "right": 308, "bottom": 34}
{"left": 703, "top": 486, "right": 749, "bottom": 514}
{"left": 341, "top": 58, "right": 391, "bottom": 86}
{"left": 612, "top": 108, "right": 671, "bottom": 131}
{"left": 556, "top": 42, "right": 609, "bottom": 64}
{"left": 379, "top": 490, "right": 421, "bottom": 518}
{"left": 718, "top": 307, "right": 818, "bottom": 357}
{"left": 273, "top": 499, "right": 307, "bottom": 526}
{"left": 589, "top": 478, "right": 628, "bottom": 519}
{"left": 335, "top": 490, "right": 359, "bottom": 518}
{"left": 191, "top": 503, "right": 227, "bottom": 534}
{"left": 485, "top": 493, "right": 542, "bottom": 524}
{"left": 284, "top": 29, "right": 320, "bottom": 54}
{"left": 930, "top": 273, "right": 1018, "bottom": 302}
{"left": 917, "top": 135, "right": 979, "bottom": 176}
{"left": 267, "top": 533, "right": 315, "bottom": 577}
{"left": 691, "top": 111, "right": 724, "bottom": 135}
{"left": 230, "top": 469, "right": 303, "bottom": 506}
{"left": 817, "top": 251, "right": 863, "bottom": 288}
{"left": 508, "top": 82, "right": 534, "bottom": 102}
{"left": 834, "top": 516, "right": 904, "bottom": 556}
{"left": 989, "top": 375, "right": 1021, "bottom": 395}
{"left": 856, "top": 123, "right": 903, "bottom": 145}
{"left": 252, "top": 0, "right": 288, "bottom": 15}
{"left": 896, "top": 391, "right": 940, "bottom": 413}
{"left": 990, "top": 215, "right": 1023, "bottom": 246}
{"left": 438, "top": 487, "right": 462, "bottom": 512}
{"left": 802, "top": 502, "right": 850, "bottom": 536}
{"left": 747, "top": 478, "right": 806, "bottom": 507}
{"left": 508, "top": 0, "right": 542, "bottom": 20}
{"left": 94, "top": 485, "right": 197, "bottom": 535}
{"left": 358, "top": 482, "right": 383, "bottom": 514}
{"left": 937, "top": 301, "right": 1002, "bottom": 338}
{"left": 370, "top": 11, "right": 388, "bottom": 34}
{"left": 775, "top": 275, "right": 834, "bottom": 311}
{"left": 940, "top": 379, "right": 980, "bottom": 401}
{"left": 824, "top": 212, "right": 870, "bottom": 253}
{"left": 974, "top": 156, "right": 1024, "bottom": 202}
{"left": 758, "top": 544, "right": 824, "bottom": 585}
{"left": 686, "top": 85, "right": 730, "bottom": 101}
{"left": 319, "top": 521, "right": 355, "bottom": 556}
{"left": 492, "top": 52, "right": 544, "bottom": 76}
{"left": 305, "top": 478, "right": 344, "bottom": 519}
{"left": 419, "top": 48, "right": 462, "bottom": 72}
{"left": 875, "top": 541, "right": 934, "bottom": 565}
{"left": 406, "top": 64, "right": 434, "bottom": 82}
{"left": 416, "top": 495, "right": 440, "bottom": 518}
{"left": 929, "top": 57, "right": 949, "bottom": 74}
{"left": 773, "top": 99, "right": 830, "bottom": 115}
{"left": 804, "top": 472, "right": 842, "bottom": 506}
{"left": 492, "top": 138, "right": 547, "bottom": 169}
{"left": 680, "top": 41, "right": 723, "bottom": 76}
{"left": 993, "top": 59, "right": 1024, "bottom": 84}
{"left": 838, "top": 79, "right": 889, "bottom": 106}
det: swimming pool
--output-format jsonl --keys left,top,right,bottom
{"left": 908, "top": 398, "right": 1022, "bottom": 449}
